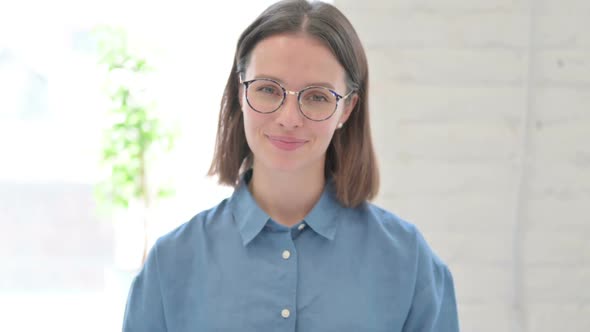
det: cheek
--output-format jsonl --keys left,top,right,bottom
{"left": 242, "top": 107, "right": 269, "bottom": 136}
{"left": 312, "top": 122, "right": 338, "bottom": 144}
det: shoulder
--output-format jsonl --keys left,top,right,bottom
{"left": 358, "top": 201, "right": 418, "bottom": 236}
{"left": 353, "top": 201, "right": 449, "bottom": 269}
{"left": 347, "top": 202, "right": 419, "bottom": 249}
{"left": 152, "top": 197, "right": 233, "bottom": 258}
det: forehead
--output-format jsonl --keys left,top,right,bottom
{"left": 245, "top": 33, "right": 346, "bottom": 90}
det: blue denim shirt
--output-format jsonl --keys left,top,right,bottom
{"left": 123, "top": 173, "right": 460, "bottom": 331}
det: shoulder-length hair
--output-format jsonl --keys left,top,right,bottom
{"left": 208, "top": 0, "right": 379, "bottom": 207}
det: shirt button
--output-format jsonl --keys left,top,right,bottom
{"left": 281, "top": 309, "right": 290, "bottom": 318}
{"left": 298, "top": 224, "right": 306, "bottom": 231}
{"left": 282, "top": 250, "right": 291, "bottom": 260}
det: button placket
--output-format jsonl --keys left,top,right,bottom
{"left": 278, "top": 233, "right": 297, "bottom": 325}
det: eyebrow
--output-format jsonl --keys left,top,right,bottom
{"left": 253, "top": 74, "right": 336, "bottom": 90}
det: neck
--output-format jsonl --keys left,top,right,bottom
{"left": 249, "top": 162, "right": 325, "bottom": 227}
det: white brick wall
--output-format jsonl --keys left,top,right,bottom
{"left": 335, "top": 0, "right": 590, "bottom": 331}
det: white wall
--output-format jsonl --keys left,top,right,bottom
{"left": 334, "top": 0, "right": 590, "bottom": 331}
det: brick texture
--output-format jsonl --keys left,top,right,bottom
{"left": 335, "top": 0, "right": 590, "bottom": 331}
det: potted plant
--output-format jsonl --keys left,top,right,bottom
{"left": 93, "top": 26, "right": 175, "bottom": 269}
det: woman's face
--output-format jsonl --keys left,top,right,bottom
{"left": 240, "top": 33, "right": 357, "bottom": 174}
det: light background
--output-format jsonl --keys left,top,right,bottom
{"left": 0, "top": 0, "right": 588, "bottom": 331}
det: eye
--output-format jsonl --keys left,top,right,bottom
{"left": 257, "top": 85, "right": 280, "bottom": 95}
{"left": 310, "top": 94, "right": 328, "bottom": 102}
{"left": 305, "top": 92, "right": 330, "bottom": 103}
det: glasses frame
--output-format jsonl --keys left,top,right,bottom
{"left": 239, "top": 77, "right": 355, "bottom": 122}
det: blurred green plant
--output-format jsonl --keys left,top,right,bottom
{"left": 93, "top": 26, "right": 176, "bottom": 263}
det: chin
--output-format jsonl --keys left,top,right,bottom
{"left": 250, "top": 139, "right": 326, "bottom": 174}
{"left": 265, "top": 158, "right": 306, "bottom": 173}
{"left": 257, "top": 152, "right": 324, "bottom": 175}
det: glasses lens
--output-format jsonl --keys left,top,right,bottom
{"left": 246, "top": 80, "right": 284, "bottom": 113}
{"left": 300, "top": 87, "right": 337, "bottom": 121}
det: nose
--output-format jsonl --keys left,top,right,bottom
{"left": 276, "top": 92, "right": 304, "bottom": 129}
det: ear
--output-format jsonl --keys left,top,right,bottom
{"left": 338, "top": 93, "right": 358, "bottom": 125}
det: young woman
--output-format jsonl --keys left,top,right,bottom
{"left": 123, "top": 1, "right": 460, "bottom": 331}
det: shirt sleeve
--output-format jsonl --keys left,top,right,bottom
{"left": 123, "top": 241, "right": 168, "bottom": 332}
{"left": 402, "top": 231, "right": 460, "bottom": 332}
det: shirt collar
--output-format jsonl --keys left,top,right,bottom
{"left": 302, "top": 179, "right": 342, "bottom": 241}
{"left": 230, "top": 170, "right": 270, "bottom": 246}
{"left": 229, "top": 170, "right": 343, "bottom": 246}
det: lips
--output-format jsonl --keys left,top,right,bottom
{"left": 266, "top": 135, "right": 308, "bottom": 151}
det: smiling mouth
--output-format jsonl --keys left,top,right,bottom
{"left": 266, "top": 135, "right": 308, "bottom": 151}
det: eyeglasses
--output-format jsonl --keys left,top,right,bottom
{"left": 240, "top": 78, "right": 355, "bottom": 122}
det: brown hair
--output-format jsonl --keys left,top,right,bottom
{"left": 208, "top": 0, "right": 379, "bottom": 207}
